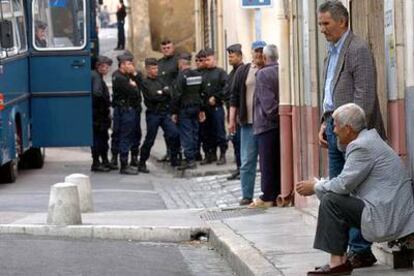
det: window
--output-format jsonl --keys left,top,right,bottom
{"left": 0, "top": 0, "right": 27, "bottom": 58}
{"left": 32, "top": 0, "right": 86, "bottom": 51}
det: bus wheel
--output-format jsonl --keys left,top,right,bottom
{"left": 27, "top": 148, "right": 45, "bottom": 169}
{"left": 0, "top": 159, "right": 18, "bottom": 184}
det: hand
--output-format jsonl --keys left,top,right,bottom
{"left": 129, "top": 79, "right": 137, "bottom": 87}
{"left": 296, "top": 179, "right": 317, "bottom": 196}
{"left": 171, "top": 114, "right": 178, "bottom": 124}
{"left": 318, "top": 123, "right": 328, "bottom": 148}
{"left": 228, "top": 118, "right": 236, "bottom": 134}
{"left": 208, "top": 96, "right": 216, "bottom": 106}
{"left": 198, "top": 111, "right": 206, "bottom": 123}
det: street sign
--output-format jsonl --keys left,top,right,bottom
{"left": 241, "top": 0, "right": 272, "bottom": 9}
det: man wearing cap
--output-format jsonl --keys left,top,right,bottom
{"left": 90, "top": 56, "right": 113, "bottom": 172}
{"left": 157, "top": 39, "right": 180, "bottom": 163}
{"left": 225, "top": 44, "right": 243, "bottom": 180}
{"left": 199, "top": 48, "right": 228, "bottom": 165}
{"left": 229, "top": 40, "right": 266, "bottom": 206}
{"left": 111, "top": 54, "right": 141, "bottom": 174}
{"left": 194, "top": 49, "right": 207, "bottom": 161}
{"left": 138, "top": 58, "right": 180, "bottom": 173}
{"left": 35, "top": 20, "right": 48, "bottom": 48}
{"left": 172, "top": 53, "right": 205, "bottom": 170}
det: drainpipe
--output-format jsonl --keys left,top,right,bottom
{"left": 275, "top": 0, "right": 294, "bottom": 207}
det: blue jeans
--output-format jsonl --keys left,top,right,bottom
{"left": 240, "top": 124, "right": 258, "bottom": 200}
{"left": 325, "top": 117, "right": 372, "bottom": 254}
{"left": 179, "top": 106, "right": 200, "bottom": 161}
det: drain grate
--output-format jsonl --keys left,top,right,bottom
{"left": 200, "top": 208, "right": 265, "bottom": 221}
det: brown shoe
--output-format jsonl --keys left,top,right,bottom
{"left": 239, "top": 198, "right": 253, "bottom": 206}
{"left": 307, "top": 261, "right": 353, "bottom": 275}
{"left": 347, "top": 251, "right": 377, "bottom": 268}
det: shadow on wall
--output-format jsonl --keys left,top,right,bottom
{"left": 148, "top": 0, "right": 195, "bottom": 52}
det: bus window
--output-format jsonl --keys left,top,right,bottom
{"left": 0, "top": 0, "right": 26, "bottom": 57}
{"left": 32, "top": 0, "right": 86, "bottom": 51}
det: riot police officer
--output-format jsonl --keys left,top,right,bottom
{"left": 112, "top": 54, "right": 141, "bottom": 174}
{"left": 138, "top": 58, "right": 180, "bottom": 173}
{"left": 171, "top": 53, "right": 205, "bottom": 170}
{"left": 91, "top": 56, "right": 113, "bottom": 172}
{"left": 200, "top": 48, "right": 228, "bottom": 165}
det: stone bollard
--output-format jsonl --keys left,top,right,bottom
{"left": 47, "top": 183, "right": 82, "bottom": 225}
{"left": 64, "top": 173, "right": 94, "bottom": 213}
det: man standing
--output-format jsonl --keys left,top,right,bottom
{"left": 115, "top": 0, "right": 127, "bottom": 50}
{"left": 138, "top": 58, "right": 180, "bottom": 173}
{"left": 157, "top": 39, "right": 180, "bottom": 163}
{"left": 297, "top": 103, "right": 414, "bottom": 275}
{"left": 200, "top": 48, "right": 228, "bottom": 165}
{"left": 317, "top": 0, "right": 385, "bottom": 268}
{"left": 91, "top": 56, "right": 113, "bottom": 172}
{"left": 228, "top": 40, "right": 266, "bottom": 205}
{"left": 112, "top": 54, "right": 141, "bottom": 175}
{"left": 172, "top": 53, "right": 205, "bottom": 170}
{"left": 224, "top": 44, "right": 243, "bottom": 180}
{"left": 249, "top": 44, "right": 280, "bottom": 208}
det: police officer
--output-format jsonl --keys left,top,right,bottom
{"left": 171, "top": 53, "right": 205, "bottom": 170}
{"left": 200, "top": 48, "right": 228, "bottom": 165}
{"left": 138, "top": 58, "right": 180, "bottom": 173}
{"left": 91, "top": 56, "right": 113, "bottom": 172}
{"left": 112, "top": 54, "right": 141, "bottom": 174}
{"left": 225, "top": 44, "right": 243, "bottom": 180}
{"left": 157, "top": 39, "right": 180, "bottom": 162}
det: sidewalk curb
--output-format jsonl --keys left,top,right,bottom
{"left": 0, "top": 224, "right": 209, "bottom": 242}
{"left": 208, "top": 221, "right": 283, "bottom": 276}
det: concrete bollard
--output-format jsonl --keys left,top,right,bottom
{"left": 64, "top": 173, "right": 94, "bottom": 213}
{"left": 47, "top": 183, "right": 82, "bottom": 225}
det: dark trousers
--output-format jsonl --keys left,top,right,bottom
{"left": 113, "top": 107, "right": 138, "bottom": 163}
{"left": 140, "top": 111, "right": 179, "bottom": 163}
{"left": 111, "top": 108, "right": 141, "bottom": 155}
{"left": 117, "top": 21, "right": 125, "bottom": 49}
{"left": 314, "top": 193, "right": 365, "bottom": 255}
{"left": 325, "top": 117, "right": 372, "bottom": 253}
{"left": 200, "top": 105, "right": 227, "bottom": 154}
{"left": 179, "top": 106, "right": 200, "bottom": 161}
{"left": 257, "top": 128, "right": 280, "bottom": 202}
{"left": 130, "top": 111, "right": 142, "bottom": 155}
{"left": 231, "top": 125, "right": 241, "bottom": 168}
{"left": 91, "top": 128, "right": 109, "bottom": 158}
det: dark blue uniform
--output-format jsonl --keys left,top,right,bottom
{"left": 139, "top": 76, "right": 180, "bottom": 170}
{"left": 112, "top": 69, "right": 142, "bottom": 172}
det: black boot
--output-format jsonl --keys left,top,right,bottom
{"left": 200, "top": 152, "right": 213, "bottom": 165}
{"left": 120, "top": 161, "right": 138, "bottom": 175}
{"left": 130, "top": 154, "right": 138, "bottom": 167}
{"left": 138, "top": 161, "right": 150, "bottom": 173}
{"left": 227, "top": 168, "right": 240, "bottom": 180}
{"left": 102, "top": 153, "right": 118, "bottom": 170}
{"left": 110, "top": 152, "right": 119, "bottom": 170}
{"left": 216, "top": 151, "right": 226, "bottom": 165}
{"left": 177, "top": 160, "right": 197, "bottom": 171}
{"left": 91, "top": 154, "right": 110, "bottom": 172}
{"left": 195, "top": 152, "right": 203, "bottom": 161}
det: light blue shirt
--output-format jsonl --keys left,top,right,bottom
{"left": 323, "top": 30, "right": 350, "bottom": 113}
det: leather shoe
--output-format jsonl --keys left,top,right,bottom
{"left": 307, "top": 261, "right": 353, "bottom": 275}
{"left": 347, "top": 250, "right": 377, "bottom": 268}
{"left": 239, "top": 198, "right": 253, "bottom": 206}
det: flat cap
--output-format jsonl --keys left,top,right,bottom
{"left": 251, "top": 40, "right": 267, "bottom": 50}
{"left": 226, "top": 43, "right": 242, "bottom": 54}
{"left": 204, "top": 48, "right": 215, "bottom": 57}
{"left": 117, "top": 54, "right": 134, "bottom": 63}
{"left": 96, "top": 55, "right": 113, "bottom": 66}
{"left": 145, "top": 58, "right": 158, "bottom": 66}
{"left": 178, "top": 52, "right": 192, "bottom": 61}
{"left": 35, "top": 20, "right": 47, "bottom": 29}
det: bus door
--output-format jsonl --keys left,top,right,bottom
{"left": 29, "top": 0, "right": 92, "bottom": 147}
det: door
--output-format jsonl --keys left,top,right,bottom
{"left": 29, "top": 0, "right": 92, "bottom": 147}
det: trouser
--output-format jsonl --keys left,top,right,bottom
{"left": 179, "top": 106, "right": 200, "bottom": 161}
{"left": 200, "top": 105, "right": 228, "bottom": 154}
{"left": 240, "top": 124, "right": 258, "bottom": 200}
{"left": 112, "top": 108, "right": 141, "bottom": 155}
{"left": 114, "top": 107, "right": 138, "bottom": 163}
{"left": 130, "top": 110, "right": 142, "bottom": 156}
{"left": 91, "top": 127, "right": 109, "bottom": 157}
{"left": 257, "top": 128, "right": 280, "bottom": 202}
{"left": 314, "top": 193, "right": 365, "bottom": 255}
{"left": 231, "top": 124, "right": 241, "bottom": 168}
{"left": 325, "top": 116, "right": 372, "bottom": 253}
{"left": 117, "top": 21, "right": 125, "bottom": 49}
{"left": 139, "top": 111, "right": 180, "bottom": 163}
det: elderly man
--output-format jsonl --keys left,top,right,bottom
{"left": 317, "top": 1, "right": 386, "bottom": 266}
{"left": 297, "top": 103, "right": 414, "bottom": 276}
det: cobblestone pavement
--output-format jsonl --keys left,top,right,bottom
{"left": 154, "top": 173, "right": 262, "bottom": 209}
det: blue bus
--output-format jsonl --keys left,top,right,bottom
{"left": 0, "top": 0, "right": 97, "bottom": 183}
